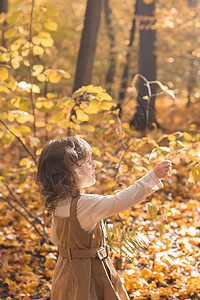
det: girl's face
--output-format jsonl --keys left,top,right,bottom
{"left": 79, "top": 152, "right": 96, "bottom": 189}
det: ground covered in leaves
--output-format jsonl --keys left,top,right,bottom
{"left": 1, "top": 100, "right": 200, "bottom": 300}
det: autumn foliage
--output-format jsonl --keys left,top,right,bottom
{"left": 0, "top": 0, "right": 200, "bottom": 299}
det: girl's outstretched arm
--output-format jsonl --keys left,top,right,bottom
{"left": 77, "top": 160, "right": 172, "bottom": 230}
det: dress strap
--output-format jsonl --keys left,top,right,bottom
{"left": 70, "top": 196, "right": 80, "bottom": 219}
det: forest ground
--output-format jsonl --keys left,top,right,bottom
{"left": 0, "top": 97, "right": 200, "bottom": 300}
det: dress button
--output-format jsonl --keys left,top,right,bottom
{"left": 92, "top": 233, "right": 95, "bottom": 239}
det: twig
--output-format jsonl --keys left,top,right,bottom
{"left": 1, "top": 195, "right": 47, "bottom": 240}
{"left": 28, "top": 0, "right": 37, "bottom": 153}
{"left": 136, "top": 74, "right": 152, "bottom": 128}
{"left": 5, "top": 185, "right": 44, "bottom": 226}
{"left": 0, "top": 119, "right": 37, "bottom": 165}
{"left": 114, "top": 150, "right": 127, "bottom": 181}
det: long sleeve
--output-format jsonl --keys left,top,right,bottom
{"left": 50, "top": 170, "right": 163, "bottom": 244}
{"left": 78, "top": 170, "right": 163, "bottom": 231}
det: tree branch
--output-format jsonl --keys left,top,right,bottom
{"left": 5, "top": 185, "right": 44, "bottom": 226}
{"left": 0, "top": 119, "right": 37, "bottom": 165}
{"left": 28, "top": 0, "right": 37, "bottom": 151}
{"left": 1, "top": 195, "right": 47, "bottom": 241}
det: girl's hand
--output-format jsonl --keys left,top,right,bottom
{"left": 153, "top": 160, "right": 172, "bottom": 180}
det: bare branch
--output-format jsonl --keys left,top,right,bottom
{"left": 5, "top": 185, "right": 44, "bottom": 225}
{"left": 0, "top": 119, "right": 37, "bottom": 165}
{"left": 1, "top": 195, "right": 47, "bottom": 240}
{"left": 28, "top": 0, "right": 37, "bottom": 152}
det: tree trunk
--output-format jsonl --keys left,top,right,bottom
{"left": 73, "top": 0, "right": 103, "bottom": 92}
{"left": 130, "top": 0, "right": 158, "bottom": 131}
{"left": 187, "top": 0, "right": 198, "bottom": 6}
{"left": 118, "top": 0, "right": 139, "bottom": 112}
{"left": 0, "top": 0, "right": 8, "bottom": 47}
{"left": 0, "top": 0, "right": 8, "bottom": 13}
{"left": 104, "top": 0, "right": 116, "bottom": 95}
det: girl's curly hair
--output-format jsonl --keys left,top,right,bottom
{"left": 36, "top": 136, "right": 90, "bottom": 212}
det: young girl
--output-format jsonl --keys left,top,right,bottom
{"left": 37, "top": 136, "right": 171, "bottom": 300}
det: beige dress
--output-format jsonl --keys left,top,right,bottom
{"left": 51, "top": 196, "right": 130, "bottom": 300}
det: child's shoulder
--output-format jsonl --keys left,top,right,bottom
{"left": 79, "top": 193, "right": 104, "bottom": 207}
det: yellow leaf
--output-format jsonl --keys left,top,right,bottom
{"left": 147, "top": 202, "right": 157, "bottom": 219}
{"left": 49, "top": 72, "right": 60, "bottom": 83}
{"left": 101, "top": 101, "right": 115, "bottom": 110}
{"left": 21, "top": 49, "right": 30, "bottom": 57}
{"left": 49, "top": 112, "right": 65, "bottom": 123}
{"left": 45, "top": 3, "right": 59, "bottom": 16}
{"left": 63, "top": 71, "right": 71, "bottom": 79}
{"left": 93, "top": 160, "right": 103, "bottom": 167}
{"left": 0, "top": 85, "right": 10, "bottom": 93}
{"left": 87, "top": 86, "right": 105, "bottom": 93}
{"left": 107, "top": 181, "right": 117, "bottom": 188}
{"left": 33, "top": 64, "right": 44, "bottom": 73}
{"left": 43, "top": 101, "right": 54, "bottom": 109}
{"left": 0, "top": 52, "right": 10, "bottom": 63}
{"left": 32, "top": 36, "right": 41, "bottom": 45}
{"left": 19, "top": 158, "right": 30, "bottom": 166}
{"left": 17, "top": 114, "right": 34, "bottom": 124}
{"left": 7, "top": 75, "right": 15, "bottom": 89}
{"left": 189, "top": 165, "right": 200, "bottom": 183}
{"left": 105, "top": 152, "right": 120, "bottom": 163}
{"left": 33, "top": 45, "right": 44, "bottom": 56}
{"left": 31, "top": 84, "right": 40, "bottom": 93}
{"left": 44, "top": 21, "right": 58, "bottom": 31}
{"left": 18, "top": 125, "right": 31, "bottom": 133}
{"left": 46, "top": 124, "right": 52, "bottom": 131}
{"left": 40, "top": 36, "right": 54, "bottom": 47}
{"left": 11, "top": 58, "right": 20, "bottom": 69}
{"left": 37, "top": 74, "right": 46, "bottom": 82}
{"left": 19, "top": 98, "right": 31, "bottom": 112}
{"left": 7, "top": 12, "right": 20, "bottom": 25}
{"left": 76, "top": 109, "right": 89, "bottom": 122}
{"left": 24, "top": 60, "right": 30, "bottom": 67}
{"left": 92, "top": 147, "right": 101, "bottom": 157}
{"left": 11, "top": 42, "right": 21, "bottom": 51}
{"left": 36, "top": 121, "right": 45, "bottom": 127}
{"left": 4, "top": 278, "right": 17, "bottom": 290}
{"left": 9, "top": 126, "right": 21, "bottom": 136}
{"left": 168, "top": 134, "right": 176, "bottom": 141}
{"left": 183, "top": 132, "right": 193, "bottom": 141}
{"left": 98, "top": 92, "right": 112, "bottom": 101}
{"left": 4, "top": 28, "right": 17, "bottom": 39}
{"left": 47, "top": 92, "right": 57, "bottom": 98}
{"left": 34, "top": 23, "right": 42, "bottom": 32}
{"left": 0, "top": 67, "right": 9, "bottom": 81}
{"left": 84, "top": 103, "right": 100, "bottom": 114}
{"left": 83, "top": 124, "right": 95, "bottom": 132}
